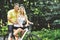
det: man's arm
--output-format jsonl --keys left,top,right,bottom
{"left": 7, "top": 11, "right": 16, "bottom": 24}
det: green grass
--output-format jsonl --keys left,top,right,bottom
{"left": 0, "top": 26, "right": 60, "bottom": 40}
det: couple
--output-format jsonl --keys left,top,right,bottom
{"left": 7, "top": 3, "right": 33, "bottom": 40}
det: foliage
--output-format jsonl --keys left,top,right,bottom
{"left": 0, "top": 0, "right": 60, "bottom": 34}
{"left": 0, "top": 26, "right": 8, "bottom": 36}
{"left": 32, "top": 28, "right": 60, "bottom": 40}
{"left": 0, "top": 26, "right": 60, "bottom": 40}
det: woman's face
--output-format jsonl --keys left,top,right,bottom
{"left": 20, "top": 8, "right": 24, "bottom": 12}
{"left": 19, "top": 7, "right": 24, "bottom": 15}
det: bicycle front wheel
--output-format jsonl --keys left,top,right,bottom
{"left": 26, "top": 34, "right": 41, "bottom": 40}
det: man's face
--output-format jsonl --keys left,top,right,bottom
{"left": 14, "top": 5, "right": 19, "bottom": 11}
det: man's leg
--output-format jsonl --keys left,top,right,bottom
{"left": 8, "top": 33, "right": 12, "bottom": 40}
{"left": 8, "top": 25, "right": 13, "bottom": 40}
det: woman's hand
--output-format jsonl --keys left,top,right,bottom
{"left": 29, "top": 22, "right": 33, "bottom": 24}
{"left": 28, "top": 21, "right": 33, "bottom": 25}
{"left": 25, "top": 24, "right": 29, "bottom": 27}
{"left": 19, "top": 24, "right": 23, "bottom": 27}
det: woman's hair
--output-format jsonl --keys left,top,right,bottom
{"left": 19, "top": 5, "right": 26, "bottom": 16}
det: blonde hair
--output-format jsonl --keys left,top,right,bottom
{"left": 19, "top": 6, "right": 26, "bottom": 15}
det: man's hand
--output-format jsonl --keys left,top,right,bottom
{"left": 13, "top": 22, "right": 18, "bottom": 24}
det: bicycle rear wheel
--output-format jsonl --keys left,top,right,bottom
{"left": 4, "top": 37, "right": 15, "bottom": 40}
{"left": 26, "top": 34, "right": 41, "bottom": 40}
{"left": 3, "top": 35, "right": 15, "bottom": 40}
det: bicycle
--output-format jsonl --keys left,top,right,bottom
{"left": 3, "top": 24, "right": 41, "bottom": 40}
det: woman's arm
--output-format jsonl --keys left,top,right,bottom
{"left": 25, "top": 16, "right": 29, "bottom": 26}
{"left": 25, "top": 15, "right": 33, "bottom": 24}
{"left": 28, "top": 20, "right": 33, "bottom": 24}
{"left": 25, "top": 14, "right": 33, "bottom": 26}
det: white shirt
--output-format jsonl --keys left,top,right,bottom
{"left": 14, "top": 15, "right": 26, "bottom": 27}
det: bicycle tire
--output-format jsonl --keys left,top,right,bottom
{"left": 3, "top": 35, "right": 8, "bottom": 40}
{"left": 26, "top": 34, "right": 41, "bottom": 40}
{"left": 3, "top": 35, "right": 15, "bottom": 40}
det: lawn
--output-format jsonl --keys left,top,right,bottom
{"left": 0, "top": 26, "right": 60, "bottom": 40}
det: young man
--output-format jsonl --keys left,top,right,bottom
{"left": 7, "top": 3, "right": 19, "bottom": 40}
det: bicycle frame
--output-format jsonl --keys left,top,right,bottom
{"left": 20, "top": 28, "right": 30, "bottom": 40}
{"left": 19, "top": 24, "right": 32, "bottom": 40}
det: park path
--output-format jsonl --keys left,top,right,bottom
{"left": 0, "top": 37, "right": 4, "bottom": 40}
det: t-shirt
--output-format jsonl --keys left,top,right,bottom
{"left": 7, "top": 9, "right": 19, "bottom": 25}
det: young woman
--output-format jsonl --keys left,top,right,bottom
{"left": 13, "top": 6, "right": 33, "bottom": 40}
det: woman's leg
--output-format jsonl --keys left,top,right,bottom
{"left": 13, "top": 29, "right": 19, "bottom": 40}
{"left": 15, "top": 35, "right": 18, "bottom": 40}
{"left": 20, "top": 30, "right": 25, "bottom": 37}
{"left": 13, "top": 28, "right": 23, "bottom": 36}
{"left": 13, "top": 28, "right": 25, "bottom": 40}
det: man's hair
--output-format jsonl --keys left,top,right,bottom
{"left": 14, "top": 3, "right": 19, "bottom": 7}
{"left": 20, "top": 4, "right": 24, "bottom": 7}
